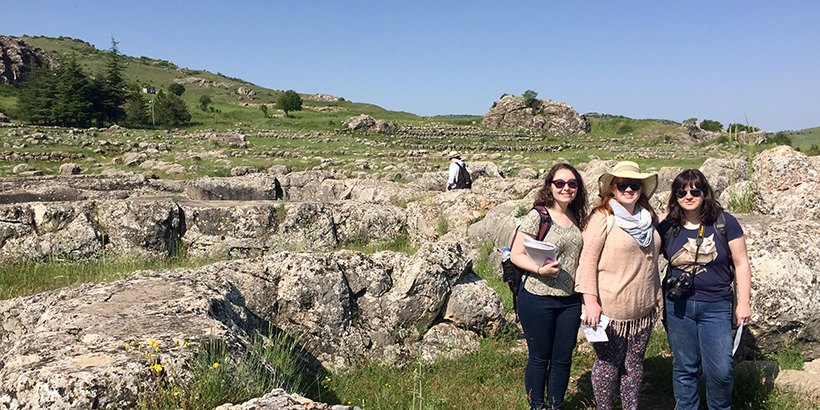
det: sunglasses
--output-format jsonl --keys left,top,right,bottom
{"left": 552, "top": 179, "right": 579, "bottom": 189}
{"left": 615, "top": 182, "right": 642, "bottom": 192}
{"left": 676, "top": 188, "right": 703, "bottom": 198}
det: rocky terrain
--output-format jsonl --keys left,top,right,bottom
{"left": 1, "top": 139, "right": 819, "bottom": 408}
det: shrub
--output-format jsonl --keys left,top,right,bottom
{"left": 727, "top": 123, "right": 759, "bottom": 134}
{"left": 435, "top": 215, "right": 448, "bottom": 237}
{"left": 167, "top": 83, "right": 185, "bottom": 96}
{"left": 767, "top": 132, "right": 792, "bottom": 146}
{"left": 522, "top": 90, "right": 539, "bottom": 109}
{"left": 700, "top": 119, "right": 723, "bottom": 132}
{"left": 800, "top": 144, "right": 820, "bottom": 156}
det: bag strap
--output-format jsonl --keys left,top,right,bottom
{"left": 714, "top": 212, "right": 734, "bottom": 274}
{"left": 533, "top": 205, "right": 552, "bottom": 241}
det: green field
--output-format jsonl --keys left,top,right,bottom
{"left": 786, "top": 126, "right": 820, "bottom": 149}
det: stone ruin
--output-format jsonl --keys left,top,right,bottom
{"left": 0, "top": 146, "right": 819, "bottom": 408}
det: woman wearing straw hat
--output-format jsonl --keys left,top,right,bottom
{"left": 575, "top": 161, "right": 662, "bottom": 410}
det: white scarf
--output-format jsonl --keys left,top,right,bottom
{"left": 609, "top": 199, "right": 653, "bottom": 248}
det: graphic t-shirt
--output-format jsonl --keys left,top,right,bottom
{"left": 666, "top": 212, "right": 743, "bottom": 302}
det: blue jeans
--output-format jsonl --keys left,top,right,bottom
{"left": 518, "top": 286, "right": 582, "bottom": 409}
{"left": 665, "top": 298, "right": 733, "bottom": 410}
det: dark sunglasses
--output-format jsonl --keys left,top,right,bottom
{"left": 615, "top": 182, "right": 642, "bottom": 192}
{"left": 676, "top": 188, "right": 703, "bottom": 198}
{"left": 552, "top": 179, "right": 579, "bottom": 189}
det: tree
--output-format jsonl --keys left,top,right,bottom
{"left": 154, "top": 89, "right": 191, "bottom": 127}
{"left": 103, "top": 37, "right": 127, "bottom": 125}
{"left": 51, "top": 59, "right": 93, "bottom": 127}
{"left": 277, "top": 90, "right": 302, "bottom": 117}
{"left": 17, "top": 63, "right": 58, "bottom": 124}
{"left": 168, "top": 83, "right": 185, "bottom": 96}
{"left": 125, "top": 90, "right": 150, "bottom": 127}
{"left": 259, "top": 104, "right": 268, "bottom": 117}
{"left": 523, "top": 90, "right": 539, "bottom": 109}
{"left": 700, "top": 119, "right": 723, "bottom": 132}
{"left": 683, "top": 117, "right": 697, "bottom": 125}
{"left": 199, "top": 95, "right": 212, "bottom": 112}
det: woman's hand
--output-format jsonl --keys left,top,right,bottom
{"left": 582, "top": 294, "right": 603, "bottom": 327}
{"left": 537, "top": 260, "right": 561, "bottom": 277}
{"left": 736, "top": 301, "right": 751, "bottom": 327}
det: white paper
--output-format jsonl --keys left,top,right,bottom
{"left": 522, "top": 236, "right": 557, "bottom": 266}
{"left": 732, "top": 321, "right": 744, "bottom": 356}
{"left": 580, "top": 312, "right": 610, "bottom": 342}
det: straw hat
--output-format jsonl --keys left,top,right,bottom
{"left": 598, "top": 161, "right": 658, "bottom": 198}
{"left": 448, "top": 151, "right": 461, "bottom": 159}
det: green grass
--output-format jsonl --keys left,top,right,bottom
{"left": 785, "top": 126, "right": 820, "bottom": 149}
{"left": 323, "top": 326, "right": 817, "bottom": 410}
{"left": 0, "top": 256, "right": 220, "bottom": 301}
{"left": 135, "top": 326, "right": 321, "bottom": 410}
{"left": 338, "top": 233, "right": 418, "bottom": 255}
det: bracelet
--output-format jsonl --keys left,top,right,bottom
{"left": 536, "top": 266, "right": 541, "bottom": 275}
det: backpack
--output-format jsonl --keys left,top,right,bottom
{"left": 659, "top": 211, "right": 738, "bottom": 328}
{"left": 502, "top": 206, "right": 551, "bottom": 316}
{"left": 455, "top": 162, "right": 472, "bottom": 189}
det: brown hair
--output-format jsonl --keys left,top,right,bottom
{"left": 665, "top": 169, "right": 723, "bottom": 227}
{"left": 534, "top": 163, "right": 588, "bottom": 229}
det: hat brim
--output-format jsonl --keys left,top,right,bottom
{"left": 598, "top": 172, "right": 658, "bottom": 199}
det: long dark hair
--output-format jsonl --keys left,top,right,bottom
{"left": 534, "top": 163, "right": 588, "bottom": 229}
{"left": 666, "top": 169, "right": 723, "bottom": 227}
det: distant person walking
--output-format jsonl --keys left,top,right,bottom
{"left": 446, "top": 151, "right": 472, "bottom": 190}
{"left": 575, "top": 161, "right": 662, "bottom": 410}
{"left": 659, "top": 169, "right": 752, "bottom": 410}
{"left": 510, "top": 163, "right": 588, "bottom": 410}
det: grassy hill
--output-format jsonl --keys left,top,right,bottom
{"left": 14, "top": 35, "right": 422, "bottom": 132}
{"left": 785, "top": 126, "right": 820, "bottom": 149}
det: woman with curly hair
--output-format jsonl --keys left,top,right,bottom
{"left": 510, "top": 163, "right": 588, "bottom": 409}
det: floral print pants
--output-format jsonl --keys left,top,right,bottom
{"left": 590, "top": 323, "right": 652, "bottom": 410}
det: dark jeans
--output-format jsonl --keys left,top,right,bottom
{"left": 518, "top": 286, "right": 582, "bottom": 409}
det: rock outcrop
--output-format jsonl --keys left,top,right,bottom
{"left": 0, "top": 243, "right": 502, "bottom": 408}
{"left": 342, "top": 114, "right": 395, "bottom": 133}
{"left": 0, "top": 36, "right": 59, "bottom": 86}
{"left": 753, "top": 145, "right": 820, "bottom": 221}
{"left": 482, "top": 95, "right": 590, "bottom": 136}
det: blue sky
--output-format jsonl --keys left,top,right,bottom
{"left": 4, "top": 1, "right": 818, "bottom": 131}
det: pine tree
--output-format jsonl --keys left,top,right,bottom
{"left": 103, "top": 37, "right": 127, "bottom": 125}
{"left": 125, "top": 90, "right": 150, "bottom": 127}
{"left": 154, "top": 89, "right": 191, "bottom": 127}
{"left": 51, "top": 59, "right": 93, "bottom": 127}
{"left": 17, "top": 64, "right": 58, "bottom": 124}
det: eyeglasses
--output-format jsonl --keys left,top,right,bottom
{"left": 552, "top": 179, "right": 578, "bottom": 189}
{"left": 615, "top": 182, "right": 642, "bottom": 192}
{"left": 676, "top": 188, "right": 703, "bottom": 198}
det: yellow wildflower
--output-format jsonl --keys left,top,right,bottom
{"left": 212, "top": 362, "right": 220, "bottom": 368}
{"left": 151, "top": 363, "right": 163, "bottom": 372}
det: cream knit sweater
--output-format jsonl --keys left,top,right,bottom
{"left": 575, "top": 211, "right": 662, "bottom": 327}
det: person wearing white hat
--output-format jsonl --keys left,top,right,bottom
{"left": 446, "top": 151, "right": 470, "bottom": 191}
{"left": 575, "top": 161, "right": 662, "bottom": 410}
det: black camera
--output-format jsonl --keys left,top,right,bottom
{"left": 664, "top": 273, "right": 693, "bottom": 302}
